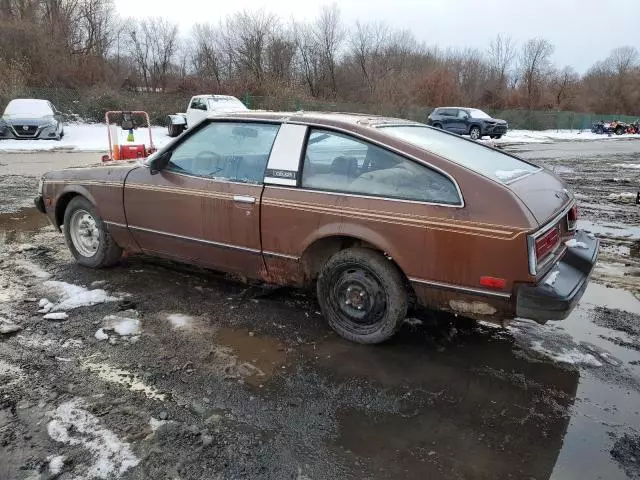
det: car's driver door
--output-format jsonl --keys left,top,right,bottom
{"left": 124, "top": 120, "right": 280, "bottom": 278}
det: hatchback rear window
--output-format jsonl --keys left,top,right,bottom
{"left": 379, "top": 125, "right": 540, "bottom": 184}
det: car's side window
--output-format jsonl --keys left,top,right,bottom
{"left": 167, "top": 122, "right": 280, "bottom": 184}
{"left": 457, "top": 110, "right": 468, "bottom": 119}
{"left": 301, "top": 129, "right": 461, "bottom": 205}
{"left": 190, "top": 98, "right": 205, "bottom": 110}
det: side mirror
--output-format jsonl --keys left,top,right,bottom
{"left": 148, "top": 151, "right": 172, "bottom": 175}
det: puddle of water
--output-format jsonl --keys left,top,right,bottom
{"left": 579, "top": 219, "right": 640, "bottom": 240}
{"left": 319, "top": 326, "right": 579, "bottom": 479}
{"left": 215, "top": 327, "right": 286, "bottom": 385}
{"left": 0, "top": 207, "right": 51, "bottom": 244}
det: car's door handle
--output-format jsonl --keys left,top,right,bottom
{"left": 233, "top": 195, "right": 256, "bottom": 204}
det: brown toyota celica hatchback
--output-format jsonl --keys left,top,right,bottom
{"left": 35, "top": 111, "right": 599, "bottom": 344}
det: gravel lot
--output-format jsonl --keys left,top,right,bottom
{"left": 1, "top": 142, "right": 639, "bottom": 480}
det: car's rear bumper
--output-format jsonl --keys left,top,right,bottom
{"left": 516, "top": 230, "right": 599, "bottom": 322}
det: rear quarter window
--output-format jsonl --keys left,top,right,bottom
{"left": 379, "top": 125, "right": 540, "bottom": 184}
{"left": 301, "top": 129, "right": 461, "bottom": 205}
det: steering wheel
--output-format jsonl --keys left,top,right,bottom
{"left": 192, "top": 150, "right": 222, "bottom": 176}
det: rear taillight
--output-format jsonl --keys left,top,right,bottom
{"left": 567, "top": 205, "right": 578, "bottom": 230}
{"left": 535, "top": 226, "right": 560, "bottom": 261}
{"left": 528, "top": 224, "right": 561, "bottom": 275}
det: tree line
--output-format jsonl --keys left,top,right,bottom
{"left": 1, "top": 0, "right": 639, "bottom": 115}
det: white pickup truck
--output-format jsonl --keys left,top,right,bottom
{"left": 166, "top": 94, "right": 249, "bottom": 137}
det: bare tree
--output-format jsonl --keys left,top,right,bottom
{"left": 349, "top": 21, "right": 389, "bottom": 95}
{"left": 314, "top": 3, "right": 344, "bottom": 97}
{"left": 518, "top": 37, "right": 554, "bottom": 108}
{"left": 191, "top": 23, "right": 224, "bottom": 87}
{"left": 220, "top": 9, "right": 279, "bottom": 84}
{"left": 550, "top": 66, "right": 579, "bottom": 109}
{"left": 127, "top": 17, "right": 179, "bottom": 91}
{"left": 486, "top": 34, "right": 516, "bottom": 107}
{"left": 293, "top": 20, "right": 322, "bottom": 97}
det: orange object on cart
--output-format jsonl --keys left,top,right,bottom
{"left": 102, "top": 111, "right": 156, "bottom": 162}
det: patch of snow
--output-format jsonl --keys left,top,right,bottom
{"left": 82, "top": 361, "right": 165, "bottom": 401}
{"left": 613, "top": 163, "right": 640, "bottom": 169}
{"left": 0, "top": 123, "right": 170, "bottom": 153}
{"left": 47, "top": 455, "right": 66, "bottom": 475}
{"left": 13, "top": 259, "right": 51, "bottom": 279}
{"left": 94, "top": 328, "right": 109, "bottom": 341}
{"left": 486, "top": 129, "right": 640, "bottom": 145}
{"left": 90, "top": 280, "right": 108, "bottom": 288}
{"left": 0, "top": 319, "right": 22, "bottom": 334}
{"left": 530, "top": 341, "right": 602, "bottom": 367}
{"left": 149, "top": 418, "right": 169, "bottom": 432}
{"left": 103, "top": 315, "right": 141, "bottom": 336}
{"left": 47, "top": 400, "right": 140, "bottom": 479}
{"left": 3, "top": 98, "right": 53, "bottom": 117}
{"left": 167, "top": 313, "right": 193, "bottom": 329}
{"left": 43, "top": 312, "right": 69, "bottom": 321}
{"left": 606, "top": 192, "right": 636, "bottom": 202}
{"left": 495, "top": 169, "right": 530, "bottom": 182}
{"left": 43, "top": 281, "right": 119, "bottom": 311}
{"left": 545, "top": 270, "right": 560, "bottom": 286}
{"left": 565, "top": 239, "right": 588, "bottom": 248}
{"left": 587, "top": 233, "right": 596, "bottom": 239}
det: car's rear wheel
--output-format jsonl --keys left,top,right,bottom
{"left": 316, "top": 248, "right": 408, "bottom": 344}
{"left": 469, "top": 126, "right": 482, "bottom": 140}
{"left": 63, "top": 196, "right": 122, "bottom": 268}
{"left": 433, "top": 123, "right": 443, "bottom": 129}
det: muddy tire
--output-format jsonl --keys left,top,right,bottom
{"left": 433, "top": 123, "right": 443, "bottom": 129}
{"left": 316, "top": 248, "right": 408, "bottom": 344}
{"left": 469, "top": 126, "right": 482, "bottom": 140}
{"left": 615, "top": 126, "right": 625, "bottom": 135}
{"left": 63, "top": 196, "right": 122, "bottom": 268}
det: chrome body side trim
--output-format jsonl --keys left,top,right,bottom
{"left": 128, "top": 225, "right": 261, "bottom": 254}
{"left": 408, "top": 277, "right": 512, "bottom": 299}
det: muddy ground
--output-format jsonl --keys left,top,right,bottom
{"left": 1, "top": 142, "right": 640, "bottom": 480}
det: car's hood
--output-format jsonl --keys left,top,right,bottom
{"left": 485, "top": 118, "right": 507, "bottom": 124}
{"left": 45, "top": 161, "right": 140, "bottom": 183}
{"left": 2, "top": 115, "right": 56, "bottom": 126}
{"left": 507, "top": 167, "right": 573, "bottom": 226}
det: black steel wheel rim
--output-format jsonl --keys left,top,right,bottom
{"left": 327, "top": 263, "right": 388, "bottom": 335}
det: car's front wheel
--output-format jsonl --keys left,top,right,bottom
{"left": 469, "top": 126, "right": 482, "bottom": 140}
{"left": 316, "top": 248, "right": 408, "bottom": 344}
{"left": 63, "top": 196, "right": 122, "bottom": 268}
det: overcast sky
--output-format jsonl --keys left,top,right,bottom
{"left": 113, "top": 0, "right": 635, "bottom": 73}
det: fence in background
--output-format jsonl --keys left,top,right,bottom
{"left": 1, "top": 87, "right": 638, "bottom": 130}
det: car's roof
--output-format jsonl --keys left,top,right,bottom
{"left": 205, "top": 110, "right": 421, "bottom": 130}
{"left": 435, "top": 107, "right": 472, "bottom": 110}
{"left": 194, "top": 94, "right": 241, "bottom": 100}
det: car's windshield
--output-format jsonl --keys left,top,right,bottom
{"left": 379, "top": 125, "right": 539, "bottom": 183}
{"left": 206, "top": 97, "right": 247, "bottom": 111}
{"left": 468, "top": 109, "right": 491, "bottom": 119}
{"left": 3, "top": 99, "right": 53, "bottom": 117}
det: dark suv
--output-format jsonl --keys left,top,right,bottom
{"left": 427, "top": 107, "right": 508, "bottom": 140}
